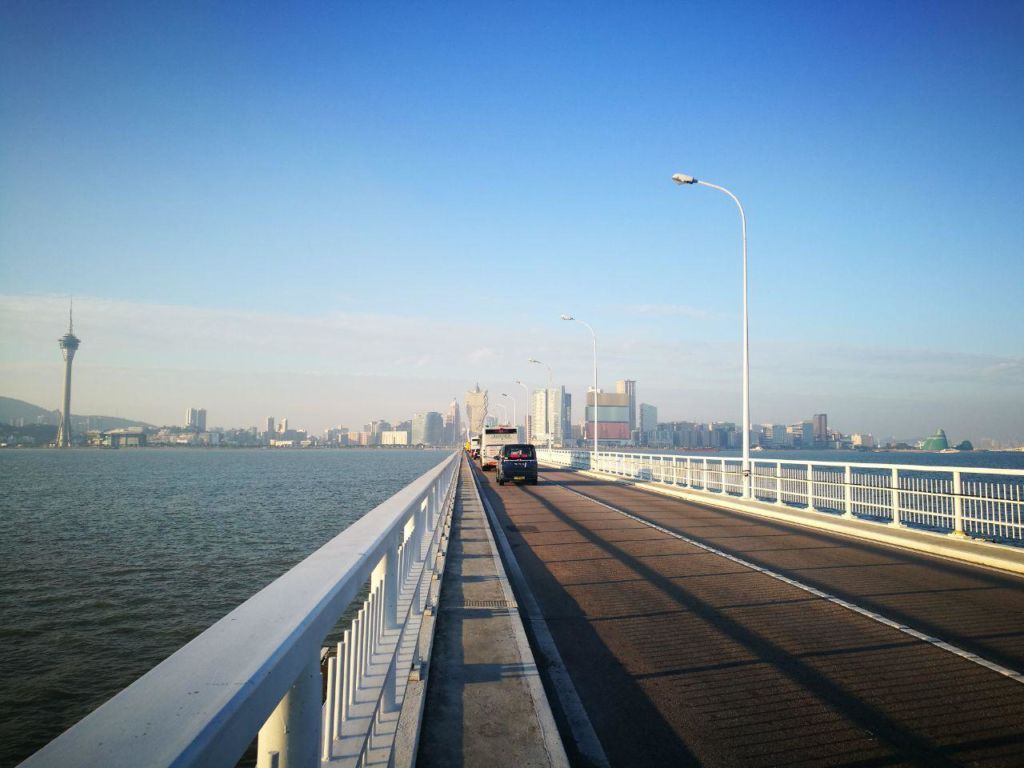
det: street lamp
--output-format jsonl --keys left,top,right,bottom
{"left": 494, "top": 402, "right": 509, "bottom": 425}
{"left": 514, "top": 379, "right": 529, "bottom": 441}
{"left": 500, "top": 392, "right": 516, "bottom": 431}
{"left": 527, "top": 358, "right": 553, "bottom": 450}
{"left": 560, "top": 315, "right": 598, "bottom": 462}
{"left": 672, "top": 172, "right": 751, "bottom": 498}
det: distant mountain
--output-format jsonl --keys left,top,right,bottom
{"left": 0, "top": 396, "right": 153, "bottom": 431}
{"left": 0, "top": 396, "right": 57, "bottom": 425}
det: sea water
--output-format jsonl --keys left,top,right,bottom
{"left": 0, "top": 448, "right": 448, "bottom": 767}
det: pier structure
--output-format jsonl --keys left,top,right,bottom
{"left": 55, "top": 303, "right": 81, "bottom": 448}
{"left": 20, "top": 450, "right": 1024, "bottom": 767}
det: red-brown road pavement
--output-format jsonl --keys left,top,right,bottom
{"left": 476, "top": 465, "right": 1024, "bottom": 767}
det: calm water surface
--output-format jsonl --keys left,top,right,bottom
{"left": 0, "top": 448, "right": 448, "bottom": 767}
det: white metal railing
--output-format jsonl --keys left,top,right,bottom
{"left": 22, "top": 451, "right": 462, "bottom": 768}
{"left": 538, "top": 449, "right": 1024, "bottom": 546}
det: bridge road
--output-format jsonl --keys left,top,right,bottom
{"left": 476, "top": 465, "right": 1024, "bottom": 767}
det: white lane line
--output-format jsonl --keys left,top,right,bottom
{"left": 549, "top": 478, "right": 1024, "bottom": 685}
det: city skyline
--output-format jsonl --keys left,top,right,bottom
{"left": 1, "top": 4, "right": 1021, "bottom": 443}
{"left": 0, "top": 293, "right": 1019, "bottom": 444}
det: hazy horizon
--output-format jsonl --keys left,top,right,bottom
{"left": 1, "top": 293, "right": 1019, "bottom": 445}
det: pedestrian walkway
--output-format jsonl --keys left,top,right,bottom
{"left": 417, "top": 459, "right": 567, "bottom": 768}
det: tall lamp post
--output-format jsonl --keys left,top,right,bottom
{"left": 500, "top": 393, "right": 516, "bottom": 432}
{"left": 494, "top": 402, "right": 509, "bottom": 425}
{"left": 560, "top": 315, "right": 598, "bottom": 462}
{"left": 672, "top": 172, "right": 751, "bottom": 499}
{"left": 527, "top": 358, "right": 553, "bottom": 451}
{"left": 514, "top": 380, "right": 529, "bottom": 441}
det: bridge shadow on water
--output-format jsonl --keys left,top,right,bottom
{"left": 479, "top": 468, "right": 1024, "bottom": 767}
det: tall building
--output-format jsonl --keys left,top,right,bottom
{"left": 186, "top": 408, "right": 207, "bottom": 432}
{"left": 465, "top": 383, "right": 488, "bottom": 435}
{"left": 55, "top": 305, "right": 81, "bottom": 448}
{"left": 412, "top": 412, "right": 444, "bottom": 445}
{"left": 639, "top": 403, "right": 658, "bottom": 442}
{"left": 530, "top": 387, "right": 571, "bottom": 446}
{"left": 265, "top": 416, "right": 275, "bottom": 436}
{"left": 615, "top": 380, "right": 637, "bottom": 430}
{"left": 812, "top": 413, "right": 828, "bottom": 443}
{"left": 444, "top": 398, "right": 461, "bottom": 445}
{"left": 585, "top": 389, "right": 631, "bottom": 443}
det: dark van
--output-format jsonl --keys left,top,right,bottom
{"left": 496, "top": 444, "right": 538, "bottom": 485}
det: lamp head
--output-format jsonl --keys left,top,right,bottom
{"left": 672, "top": 173, "right": 697, "bottom": 185}
{"left": 560, "top": 314, "right": 574, "bottom": 321}
{"left": 527, "top": 358, "right": 539, "bottom": 364}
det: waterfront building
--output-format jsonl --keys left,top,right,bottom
{"left": 265, "top": 416, "right": 275, "bottom": 436}
{"left": 443, "top": 398, "right": 461, "bottom": 446}
{"left": 921, "top": 428, "right": 950, "bottom": 451}
{"left": 615, "top": 379, "right": 638, "bottom": 430}
{"left": 324, "top": 427, "right": 349, "bottom": 446}
{"left": 531, "top": 387, "right": 572, "bottom": 447}
{"left": 186, "top": 408, "right": 207, "bottom": 432}
{"left": 55, "top": 306, "right": 81, "bottom": 448}
{"left": 639, "top": 404, "right": 658, "bottom": 444}
{"left": 585, "top": 390, "right": 631, "bottom": 444}
{"left": 465, "top": 383, "right": 488, "bottom": 436}
{"left": 762, "top": 424, "right": 790, "bottom": 448}
{"left": 411, "top": 412, "right": 444, "bottom": 446}
{"left": 813, "top": 413, "right": 828, "bottom": 444}
{"left": 788, "top": 421, "right": 815, "bottom": 448}
{"left": 851, "top": 433, "right": 876, "bottom": 448}
{"left": 380, "top": 430, "right": 410, "bottom": 446}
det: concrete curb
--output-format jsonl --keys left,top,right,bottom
{"left": 541, "top": 462, "right": 1024, "bottom": 577}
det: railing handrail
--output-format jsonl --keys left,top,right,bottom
{"left": 544, "top": 448, "right": 1024, "bottom": 477}
{"left": 22, "top": 451, "right": 461, "bottom": 768}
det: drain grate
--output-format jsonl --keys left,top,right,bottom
{"left": 460, "top": 599, "right": 519, "bottom": 609}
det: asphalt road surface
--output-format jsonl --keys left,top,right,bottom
{"left": 478, "top": 465, "right": 1024, "bottom": 768}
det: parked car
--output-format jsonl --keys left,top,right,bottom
{"left": 496, "top": 443, "right": 538, "bottom": 485}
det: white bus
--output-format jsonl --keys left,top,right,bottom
{"left": 479, "top": 426, "right": 519, "bottom": 470}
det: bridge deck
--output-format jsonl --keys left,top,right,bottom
{"left": 477, "top": 465, "right": 1024, "bottom": 767}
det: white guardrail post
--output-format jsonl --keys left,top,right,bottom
{"left": 256, "top": 656, "right": 320, "bottom": 768}
{"left": 890, "top": 467, "right": 902, "bottom": 528}
{"left": 952, "top": 469, "right": 966, "bottom": 537}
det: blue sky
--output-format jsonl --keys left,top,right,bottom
{"left": 1, "top": 2, "right": 1022, "bottom": 442}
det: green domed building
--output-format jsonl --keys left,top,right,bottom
{"left": 921, "top": 428, "right": 949, "bottom": 451}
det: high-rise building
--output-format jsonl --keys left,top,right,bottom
{"left": 444, "top": 398, "right": 461, "bottom": 445}
{"left": 615, "top": 380, "right": 637, "bottom": 430}
{"left": 55, "top": 304, "right": 81, "bottom": 448}
{"left": 530, "top": 387, "right": 570, "bottom": 446}
{"left": 465, "top": 383, "right": 488, "bottom": 435}
{"left": 639, "top": 403, "right": 658, "bottom": 442}
{"left": 812, "top": 413, "right": 828, "bottom": 444}
{"left": 186, "top": 407, "right": 207, "bottom": 432}
{"left": 265, "top": 416, "right": 275, "bottom": 436}
{"left": 412, "top": 412, "right": 444, "bottom": 445}
{"left": 585, "top": 389, "right": 631, "bottom": 443}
